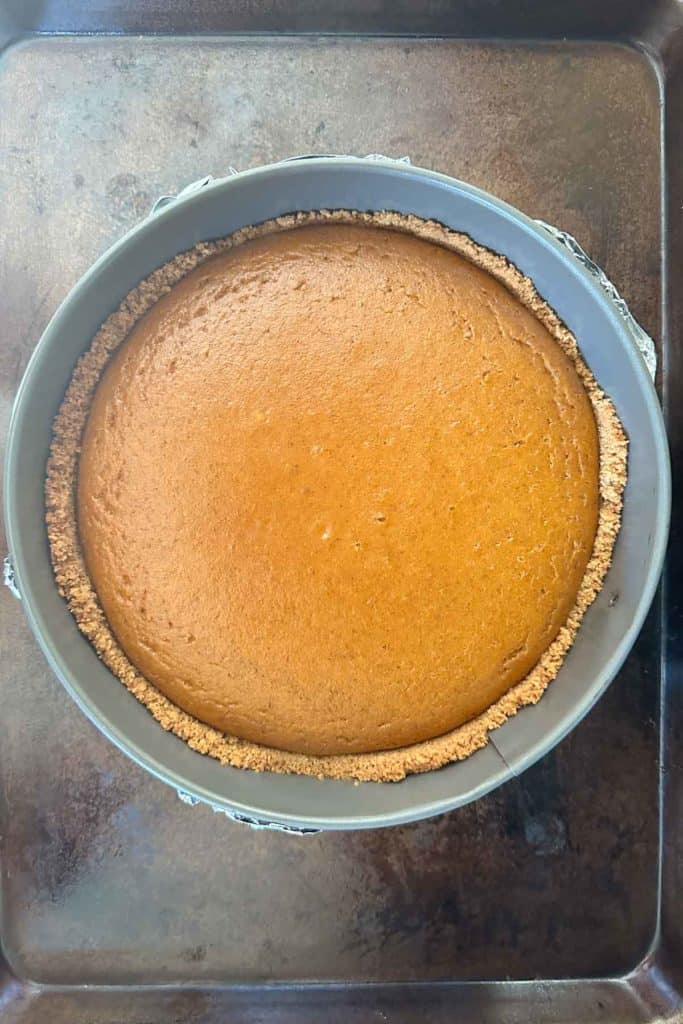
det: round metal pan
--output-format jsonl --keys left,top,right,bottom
{"left": 3, "top": 157, "right": 670, "bottom": 831}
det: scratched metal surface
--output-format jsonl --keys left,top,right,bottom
{"left": 0, "top": 16, "right": 680, "bottom": 1023}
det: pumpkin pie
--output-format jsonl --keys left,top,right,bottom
{"left": 46, "top": 211, "right": 627, "bottom": 781}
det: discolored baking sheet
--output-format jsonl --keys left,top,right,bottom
{"left": 0, "top": 3, "right": 681, "bottom": 1020}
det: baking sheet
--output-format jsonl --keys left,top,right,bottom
{"left": 0, "top": 6, "right": 680, "bottom": 1021}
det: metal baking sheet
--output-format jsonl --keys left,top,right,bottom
{"left": 0, "top": 2, "right": 680, "bottom": 1020}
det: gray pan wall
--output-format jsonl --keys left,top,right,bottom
{"left": 3, "top": 157, "right": 671, "bottom": 830}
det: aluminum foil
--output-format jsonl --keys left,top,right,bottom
{"left": 3, "top": 555, "right": 20, "bottom": 600}
{"left": 535, "top": 219, "right": 657, "bottom": 380}
{"left": 176, "top": 789, "right": 320, "bottom": 834}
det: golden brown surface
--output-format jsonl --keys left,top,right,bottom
{"left": 77, "top": 221, "right": 600, "bottom": 757}
{"left": 48, "top": 211, "right": 626, "bottom": 780}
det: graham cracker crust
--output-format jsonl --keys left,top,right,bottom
{"left": 45, "top": 210, "right": 628, "bottom": 783}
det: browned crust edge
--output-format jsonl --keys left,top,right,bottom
{"left": 45, "top": 209, "right": 628, "bottom": 783}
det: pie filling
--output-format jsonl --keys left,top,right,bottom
{"left": 46, "top": 211, "right": 627, "bottom": 781}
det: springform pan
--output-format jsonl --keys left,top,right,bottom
{"left": 3, "top": 157, "right": 671, "bottom": 831}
